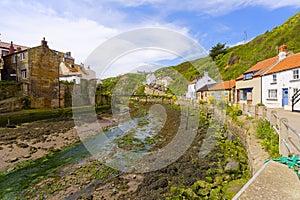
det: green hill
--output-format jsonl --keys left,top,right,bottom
{"left": 153, "top": 11, "right": 300, "bottom": 95}
{"left": 101, "top": 12, "right": 300, "bottom": 96}
{"left": 217, "top": 11, "right": 300, "bottom": 80}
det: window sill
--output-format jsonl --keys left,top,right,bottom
{"left": 266, "top": 98, "right": 278, "bottom": 101}
{"left": 270, "top": 82, "right": 277, "bottom": 85}
{"left": 290, "top": 79, "right": 300, "bottom": 83}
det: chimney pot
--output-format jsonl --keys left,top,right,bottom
{"left": 41, "top": 37, "right": 48, "bottom": 48}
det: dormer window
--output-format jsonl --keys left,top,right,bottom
{"left": 243, "top": 72, "right": 253, "bottom": 80}
{"left": 293, "top": 69, "right": 299, "bottom": 80}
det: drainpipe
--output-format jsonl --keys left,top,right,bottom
{"left": 260, "top": 75, "right": 263, "bottom": 104}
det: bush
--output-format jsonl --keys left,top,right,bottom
{"left": 256, "top": 119, "right": 280, "bottom": 158}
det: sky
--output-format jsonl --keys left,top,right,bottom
{"left": 1, "top": 0, "right": 300, "bottom": 78}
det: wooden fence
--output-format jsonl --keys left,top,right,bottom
{"left": 239, "top": 103, "right": 300, "bottom": 156}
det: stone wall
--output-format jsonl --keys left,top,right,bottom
{"left": 0, "top": 82, "right": 21, "bottom": 101}
{"left": 28, "top": 46, "right": 60, "bottom": 108}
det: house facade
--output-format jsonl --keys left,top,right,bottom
{"left": 262, "top": 52, "right": 300, "bottom": 110}
{"left": 0, "top": 41, "right": 28, "bottom": 80}
{"left": 146, "top": 73, "right": 156, "bottom": 85}
{"left": 235, "top": 56, "right": 278, "bottom": 105}
{"left": 186, "top": 80, "right": 196, "bottom": 100}
{"left": 1, "top": 38, "right": 60, "bottom": 108}
{"left": 209, "top": 80, "right": 236, "bottom": 104}
{"left": 195, "top": 71, "right": 216, "bottom": 100}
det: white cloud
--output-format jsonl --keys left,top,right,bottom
{"left": 0, "top": 0, "right": 119, "bottom": 63}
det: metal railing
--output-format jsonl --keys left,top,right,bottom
{"left": 240, "top": 103, "right": 300, "bottom": 156}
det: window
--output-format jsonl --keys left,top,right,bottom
{"left": 224, "top": 91, "right": 229, "bottom": 96}
{"left": 293, "top": 69, "right": 299, "bottom": 80}
{"left": 20, "top": 53, "right": 25, "bottom": 61}
{"left": 268, "top": 89, "right": 277, "bottom": 99}
{"left": 13, "top": 55, "right": 17, "bottom": 63}
{"left": 216, "top": 91, "right": 221, "bottom": 100}
{"left": 272, "top": 74, "right": 277, "bottom": 83}
{"left": 239, "top": 90, "right": 247, "bottom": 100}
{"left": 239, "top": 88, "right": 252, "bottom": 100}
{"left": 293, "top": 88, "right": 299, "bottom": 95}
{"left": 243, "top": 72, "right": 253, "bottom": 80}
{"left": 21, "top": 70, "right": 27, "bottom": 79}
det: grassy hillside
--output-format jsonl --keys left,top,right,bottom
{"left": 101, "top": 12, "right": 300, "bottom": 96}
{"left": 154, "top": 57, "right": 222, "bottom": 95}
{"left": 217, "top": 12, "right": 300, "bottom": 80}
{"left": 154, "top": 11, "right": 300, "bottom": 94}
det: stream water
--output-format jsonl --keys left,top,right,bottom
{"left": 0, "top": 112, "right": 165, "bottom": 199}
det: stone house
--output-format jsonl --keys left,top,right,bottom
{"left": 0, "top": 41, "right": 28, "bottom": 80}
{"left": 1, "top": 38, "right": 60, "bottom": 108}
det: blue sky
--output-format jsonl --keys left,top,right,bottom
{"left": 0, "top": 0, "right": 299, "bottom": 78}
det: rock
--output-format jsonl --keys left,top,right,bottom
{"left": 225, "top": 130, "right": 236, "bottom": 141}
{"left": 8, "top": 157, "right": 19, "bottom": 163}
{"left": 23, "top": 154, "right": 31, "bottom": 158}
{"left": 225, "top": 158, "right": 239, "bottom": 172}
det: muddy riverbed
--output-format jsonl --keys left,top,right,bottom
{"left": 0, "top": 103, "right": 249, "bottom": 199}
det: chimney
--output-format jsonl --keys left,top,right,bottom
{"left": 65, "top": 52, "right": 71, "bottom": 57}
{"left": 278, "top": 44, "right": 287, "bottom": 61}
{"left": 9, "top": 41, "right": 14, "bottom": 54}
{"left": 41, "top": 37, "right": 48, "bottom": 48}
{"left": 204, "top": 71, "right": 208, "bottom": 77}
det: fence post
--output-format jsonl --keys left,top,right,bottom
{"left": 279, "top": 118, "right": 289, "bottom": 156}
{"left": 262, "top": 106, "right": 266, "bottom": 119}
{"left": 255, "top": 105, "right": 259, "bottom": 120}
{"left": 270, "top": 110, "right": 277, "bottom": 127}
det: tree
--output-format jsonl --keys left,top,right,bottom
{"left": 209, "top": 43, "right": 228, "bottom": 61}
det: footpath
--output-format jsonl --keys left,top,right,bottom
{"left": 232, "top": 109, "right": 300, "bottom": 199}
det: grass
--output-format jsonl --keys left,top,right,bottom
{"left": 256, "top": 119, "right": 280, "bottom": 158}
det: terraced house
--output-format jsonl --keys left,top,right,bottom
{"left": 1, "top": 38, "right": 61, "bottom": 108}
{"left": 235, "top": 54, "right": 279, "bottom": 105}
{"left": 262, "top": 51, "right": 300, "bottom": 111}
{"left": 209, "top": 80, "right": 236, "bottom": 104}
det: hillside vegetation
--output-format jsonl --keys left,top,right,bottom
{"left": 101, "top": 12, "right": 300, "bottom": 96}
{"left": 154, "top": 12, "right": 300, "bottom": 92}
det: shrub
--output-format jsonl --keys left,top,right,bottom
{"left": 256, "top": 119, "right": 280, "bottom": 158}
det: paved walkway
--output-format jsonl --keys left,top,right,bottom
{"left": 233, "top": 161, "right": 300, "bottom": 200}
{"left": 273, "top": 108, "right": 300, "bottom": 132}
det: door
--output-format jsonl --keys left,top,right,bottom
{"left": 282, "top": 88, "right": 289, "bottom": 107}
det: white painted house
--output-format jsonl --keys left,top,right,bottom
{"left": 186, "top": 81, "right": 196, "bottom": 100}
{"left": 195, "top": 71, "right": 216, "bottom": 100}
{"left": 262, "top": 51, "right": 300, "bottom": 111}
{"left": 146, "top": 73, "right": 156, "bottom": 85}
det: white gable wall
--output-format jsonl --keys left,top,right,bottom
{"left": 262, "top": 67, "right": 300, "bottom": 110}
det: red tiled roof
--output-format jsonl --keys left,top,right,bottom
{"left": 236, "top": 56, "right": 278, "bottom": 80}
{"left": 210, "top": 80, "right": 236, "bottom": 91}
{"left": 265, "top": 53, "right": 300, "bottom": 75}
{"left": 0, "top": 41, "right": 28, "bottom": 51}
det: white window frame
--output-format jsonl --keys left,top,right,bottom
{"left": 268, "top": 89, "right": 277, "bottom": 99}
{"left": 20, "top": 52, "right": 25, "bottom": 61}
{"left": 21, "top": 70, "right": 27, "bottom": 79}
{"left": 293, "top": 69, "right": 299, "bottom": 80}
